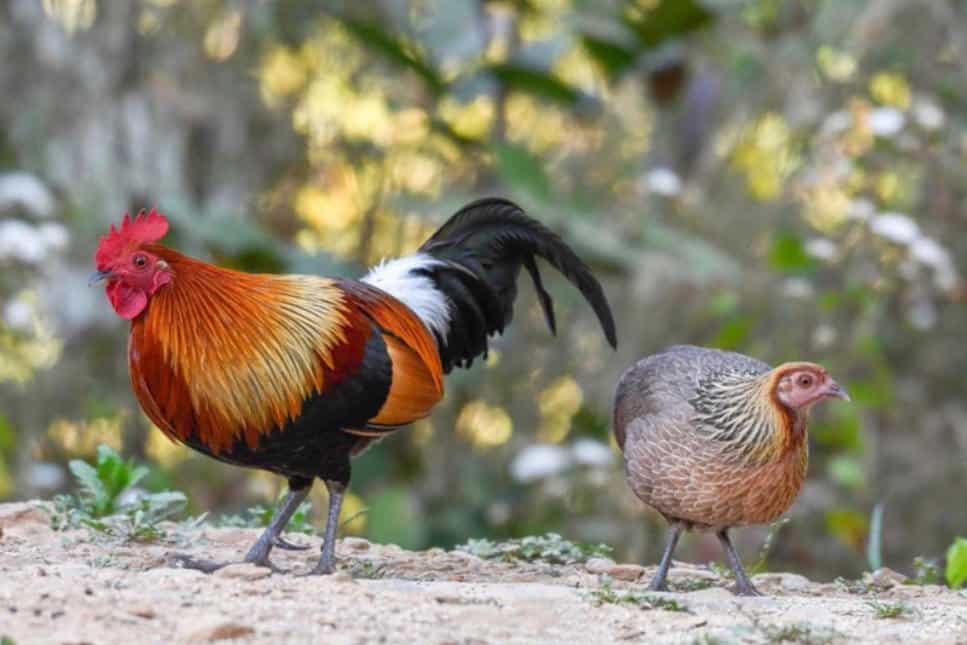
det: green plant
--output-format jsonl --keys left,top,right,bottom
{"left": 2, "top": 636, "right": 16, "bottom": 645}
{"left": 47, "top": 444, "right": 186, "bottom": 541}
{"left": 910, "top": 556, "right": 941, "bottom": 585}
{"left": 590, "top": 577, "right": 689, "bottom": 612}
{"left": 867, "top": 503, "right": 884, "bottom": 571}
{"left": 945, "top": 537, "right": 967, "bottom": 589}
{"left": 456, "top": 533, "right": 612, "bottom": 565}
{"left": 751, "top": 517, "right": 790, "bottom": 574}
{"left": 867, "top": 599, "right": 914, "bottom": 619}
{"left": 833, "top": 576, "right": 874, "bottom": 595}
{"left": 217, "top": 491, "right": 315, "bottom": 535}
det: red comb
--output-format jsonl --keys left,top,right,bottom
{"left": 95, "top": 208, "right": 169, "bottom": 269}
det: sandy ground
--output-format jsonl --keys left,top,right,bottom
{"left": 1, "top": 502, "right": 966, "bottom": 644}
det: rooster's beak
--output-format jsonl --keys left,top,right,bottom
{"left": 824, "top": 379, "right": 850, "bottom": 402}
{"left": 88, "top": 269, "right": 112, "bottom": 287}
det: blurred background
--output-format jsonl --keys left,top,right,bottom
{"left": 1, "top": 0, "right": 965, "bottom": 581}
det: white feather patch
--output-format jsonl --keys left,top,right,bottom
{"left": 362, "top": 253, "right": 451, "bottom": 340}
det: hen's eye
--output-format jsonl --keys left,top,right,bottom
{"left": 797, "top": 375, "right": 814, "bottom": 388}
{"left": 133, "top": 255, "right": 147, "bottom": 268}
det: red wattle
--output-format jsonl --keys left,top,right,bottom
{"left": 107, "top": 281, "right": 148, "bottom": 320}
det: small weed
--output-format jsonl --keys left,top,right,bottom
{"left": 910, "top": 556, "right": 941, "bottom": 585}
{"left": 346, "top": 559, "right": 389, "bottom": 579}
{"left": 671, "top": 578, "right": 718, "bottom": 592}
{"left": 456, "top": 533, "right": 612, "bottom": 565}
{"left": 760, "top": 623, "right": 839, "bottom": 644}
{"left": 739, "top": 609, "right": 842, "bottom": 644}
{"left": 833, "top": 576, "right": 874, "bottom": 595}
{"left": 46, "top": 445, "right": 186, "bottom": 542}
{"left": 751, "top": 517, "right": 790, "bottom": 574}
{"left": 217, "top": 492, "right": 315, "bottom": 534}
{"left": 590, "top": 577, "right": 689, "bottom": 612}
{"left": 867, "top": 599, "right": 914, "bottom": 619}
{"left": 708, "top": 561, "right": 734, "bottom": 580}
{"left": 2, "top": 636, "right": 16, "bottom": 645}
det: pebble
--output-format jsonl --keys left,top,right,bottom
{"left": 342, "top": 537, "right": 371, "bottom": 552}
{"left": 865, "top": 567, "right": 908, "bottom": 589}
{"left": 607, "top": 564, "right": 645, "bottom": 581}
{"left": 128, "top": 605, "right": 156, "bottom": 619}
{"left": 184, "top": 620, "right": 255, "bottom": 642}
{"left": 214, "top": 563, "right": 272, "bottom": 581}
{"left": 584, "top": 557, "right": 616, "bottom": 575}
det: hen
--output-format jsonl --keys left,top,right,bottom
{"left": 612, "top": 345, "right": 848, "bottom": 595}
{"left": 92, "top": 198, "right": 616, "bottom": 574}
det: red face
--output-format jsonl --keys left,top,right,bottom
{"left": 775, "top": 366, "right": 849, "bottom": 410}
{"left": 92, "top": 249, "right": 172, "bottom": 320}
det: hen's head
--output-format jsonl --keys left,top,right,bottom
{"left": 91, "top": 209, "right": 173, "bottom": 320}
{"left": 772, "top": 363, "right": 849, "bottom": 410}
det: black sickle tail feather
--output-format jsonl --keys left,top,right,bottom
{"left": 416, "top": 197, "right": 617, "bottom": 373}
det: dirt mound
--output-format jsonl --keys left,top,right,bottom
{"left": 1, "top": 501, "right": 965, "bottom": 644}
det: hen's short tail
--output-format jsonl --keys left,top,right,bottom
{"left": 363, "top": 198, "right": 617, "bottom": 372}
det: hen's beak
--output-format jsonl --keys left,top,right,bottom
{"left": 824, "top": 379, "right": 850, "bottom": 402}
{"left": 88, "top": 269, "right": 112, "bottom": 287}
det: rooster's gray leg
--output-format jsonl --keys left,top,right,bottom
{"left": 717, "top": 529, "right": 762, "bottom": 596}
{"left": 243, "top": 485, "right": 311, "bottom": 566}
{"left": 168, "top": 480, "right": 311, "bottom": 574}
{"left": 308, "top": 480, "right": 346, "bottom": 575}
{"left": 647, "top": 526, "right": 682, "bottom": 591}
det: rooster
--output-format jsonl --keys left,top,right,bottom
{"left": 92, "top": 198, "right": 617, "bottom": 574}
{"left": 612, "top": 345, "right": 848, "bottom": 595}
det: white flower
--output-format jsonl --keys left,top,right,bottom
{"left": 909, "top": 237, "right": 952, "bottom": 270}
{"left": 0, "top": 219, "right": 70, "bottom": 263}
{"left": 37, "top": 222, "right": 69, "bottom": 250}
{"left": 845, "top": 198, "right": 875, "bottom": 222}
{"left": 3, "top": 298, "right": 33, "bottom": 331}
{"left": 805, "top": 238, "right": 837, "bottom": 261}
{"left": 570, "top": 438, "right": 613, "bottom": 467}
{"left": 782, "top": 278, "right": 814, "bottom": 299}
{"left": 644, "top": 167, "right": 682, "bottom": 197}
{"left": 871, "top": 212, "right": 919, "bottom": 245}
{"left": 868, "top": 107, "right": 905, "bottom": 137}
{"left": 0, "top": 172, "right": 55, "bottom": 218}
{"left": 510, "top": 444, "right": 570, "bottom": 483}
{"left": 912, "top": 98, "right": 945, "bottom": 131}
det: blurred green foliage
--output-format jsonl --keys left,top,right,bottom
{"left": 1, "top": 0, "right": 966, "bottom": 582}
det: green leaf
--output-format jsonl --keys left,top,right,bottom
{"left": 581, "top": 35, "right": 636, "bottom": 79}
{"left": 69, "top": 459, "right": 108, "bottom": 513}
{"left": 488, "top": 63, "right": 584, "bottom": 107}
{"left": 493, "top": 142, "right": 551, "bottom": 202}
{"left": 768, "top": 233, "right": 816, "bottom": 273}
{"left": 827, "top": 455, "right": 865, "bottom": 490}
{"left": 339, "top": 19, "right": 445, "bottom": 96}
{"left": 623, "top": 0, "right": 714, "bottom": 49}
{"left": 946, "top": 537, "right": 967, "bottom": 589}
{"left": 712, "top": 317, "right": 751, "bottom": 350}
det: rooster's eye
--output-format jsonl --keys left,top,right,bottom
{"left": 797, "top": 374, "right": 814, "bottom": 388}
{"left": 133, "top": 255, "right": 147, "bottom": 268}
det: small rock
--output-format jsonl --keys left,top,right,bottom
{"left": 0, "top": 502, "right": 50, "bottom": 529}
{"left": 607, "top": 564, "right": 645, "bottom": 581}
{"left": 585, "top": 557, "right": 617, "bottom": 574}
{"left": 128, "top": 605, "right": 156, "bottom": 619}
{"left": 185, "top": 620, "right": 255, "bottom": 642}
{"left": 342, "top": 537, "right": 371, "bottom": 552}
{"left": 866, "top": 567, "right": 908, "bottom": 589}
{"left": 214, "top": 563, "right": 272, "bottom": 581}
{"left": 753, "top": 572, "right": 812, "bottom": 593}
{"left": 329, "top": 571, "right": 355, "bottom": 584}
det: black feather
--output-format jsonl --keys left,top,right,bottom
{"left": 418, "top": 197, "right": 617, "bottom": 372}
